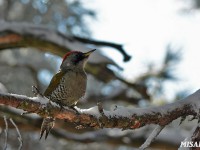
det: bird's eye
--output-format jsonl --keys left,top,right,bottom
{"left": 75, "top": 54, "right": 82, "bottom": 60}
{"left": 72, "top": 53, "right": 83, "bottom": 64}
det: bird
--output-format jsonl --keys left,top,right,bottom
{"left": 40, "top": 49, "right": 96, "bottom": 139}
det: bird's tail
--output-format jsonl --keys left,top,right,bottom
{"left": 40, "top": 117, "right": 55, "bottom": 140}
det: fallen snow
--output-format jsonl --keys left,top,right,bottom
{"left": 77, "top": 106, "right": 101, "bottom": 118}
{"left": 9, "top": 93, "right": 60, "bottom": 108}
{"left": 32, "top": 96, "right": 60, "bottom": 108}
{"left": 30, "top": 96, "right": 49, "bottom": 105}
{"left": 10, "top": 93, "right": 31, "bottom": 100}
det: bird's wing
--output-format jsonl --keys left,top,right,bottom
{"left": 44, "top": 70, "right": 65, "bottom": 97}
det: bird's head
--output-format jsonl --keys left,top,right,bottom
{"left": 60, "top": 49, "right": 96, "bottom": 71}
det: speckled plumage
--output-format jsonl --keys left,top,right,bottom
{"left": 44, "top": 69, "right": 87, "bottom": 106}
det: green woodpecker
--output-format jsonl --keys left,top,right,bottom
{"left": 40, "top": 49, "right": 96, "bottom": 139}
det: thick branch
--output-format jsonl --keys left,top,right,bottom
{"left": 0, "top": 90, "right": 199, "bottom": 129}
{"left": 0, "top": 106, "right": 180, "bottom": 147}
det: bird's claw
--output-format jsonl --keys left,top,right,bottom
{"left": 40, "top": 117, "right": 55, "bottom": 140}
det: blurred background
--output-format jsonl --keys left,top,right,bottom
{"left": 0, "top": 0, "right": 200, "bottom": 149}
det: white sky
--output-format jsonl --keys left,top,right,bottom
{"left": 87, "top": 0, "right": 200, "bottom": 100}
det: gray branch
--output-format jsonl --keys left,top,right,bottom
{"left": 3, "top": 116, "right": 8, "bottom": 150}
{"left": 140, "top": 125, "right": 164, "bottom": 149}
{"left": 9, "top": 118, "right": 23, "bottom": 150}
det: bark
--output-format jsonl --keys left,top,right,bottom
{"left": 0, "top": 90, "right": 199, "bottom": 130}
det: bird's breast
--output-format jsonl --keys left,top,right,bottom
{"left": 51, "top": 71, "right": 87, "bottom": 106}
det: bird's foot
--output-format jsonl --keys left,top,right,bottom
{"left": 40, "top": 117, "right": 55, "bottom": 140}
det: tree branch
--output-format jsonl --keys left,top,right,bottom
{"left": 73, "top": 36, "right": 131, "bottom": 62}
{"left": 0, "top": 21, "right": 130, "bottom": 62}
{"left": 3, "top": 116, "right": 8, "bottom": 150}
{"left": 191, "top": 123, "right": 200, "bottom": 150}
{"left": 140, "top": 125, "right": 164, "bottom": 149}
{"left": 0, "top": 105, "right": 181, "bottom": 147}
{"left": 0, "top": 90, "right": 199, "bottom": 130}
{"left": 9, "top": 118, "right": 23, "bottom": 150}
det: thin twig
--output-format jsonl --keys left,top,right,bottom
{"left": 9, "top": 118, "right": 23, "bottom": 150}
{"left": 140, "top": 125, "right": 164, "bottom": 149}
{"left": 3, "top": 116, "right": 8, "bottom": 150}
{"left": 32, "top": 85, "right": 43, "bottom": 97}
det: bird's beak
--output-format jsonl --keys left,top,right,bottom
{"left": 83, "top": 49, "right": 96, "bottom": 58}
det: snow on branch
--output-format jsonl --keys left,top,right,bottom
{"left": 0, "top": 104, "right": 183, "bottom": 146}
{"left": 0, "top": 89, "right": 200, "bottom": 130}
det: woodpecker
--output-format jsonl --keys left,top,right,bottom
{"left": 40, "top": 49, "right": 96, "bottom": 139}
